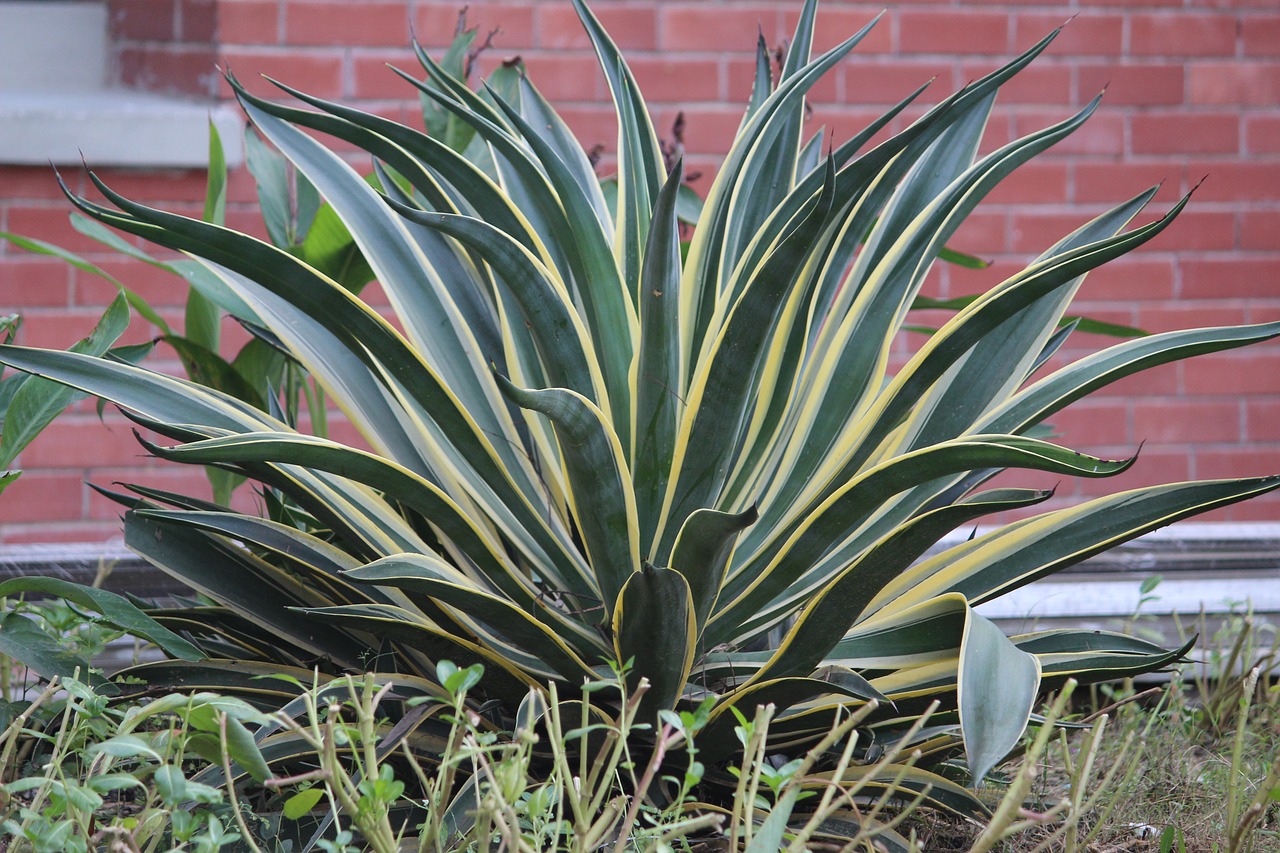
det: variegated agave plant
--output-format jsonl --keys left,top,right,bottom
{"left": 3, "top": 0, "right": 1277, "bottom": 823}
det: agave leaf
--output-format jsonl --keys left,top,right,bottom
{"left": 124, "top": 511, "right": 377, "bottom": 666}
{"left": 749, "top": 488, "right": 1051, "bottom": 681}
{"left": 633, "top": 161, "right": 687, "bottom": 550}
{"left": 236, "top": 93, "right": 529, "bottom": 456}
{"left": 812, "top": 763, "right": 993, "bottom": 821}
{"left": 859, "top": 187, "right": 1186, "bottom": 472}
{"left": 826, "top": 594, "right": 970, "bottom": 673}
{"left": 487, "top": 87, "right": 638, "bottom": 431}
{"left": 657, "top": 161, "right": 838, "bottom": 559}
{"left": 390, "top": 203, "right": 605, "bottom": 408}
{"left": 62, "top": 177, "right": 588, "bottom": 586}
{"left": 141, "top": 432, "right": 548, "bottom": 606}
{"left": 669, "top": 505, "right": 759, "bottom": 640}
{"left": 569, "top": 0, "right": 665, "bottom": 295}
{"left": 958, "top": 608, "right": 1040, "bottom": 785}
{"left": 892, "top": 187, "right": 1159, "bottom": 457}
{"left": 985, "top": 321, "right": 1280, "bottom": 435}
{"left": 302, "top": 603, "right": 537, "bottom": 701}
{"left": 873, "top": 476, "right": 1280, "bottom": 618}
{"left": 495, "top": 376, "right": 639, "bottom": 617}
{"left": 343, "top": 554, "right": 599, "bottom": 682}
{"left": 712, "top": 436, "right": 1133, "bottom": 646}
{"left": 112, "top": 660, "right": 315, "bottom": 707}
{"left": 516, "top": 75, "right": 612, "bottom": 231}
{"left": 613, "top": 564, "right": 695, "bottom": 716}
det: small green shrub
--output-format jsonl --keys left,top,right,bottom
{"left": 1, "top": 0, "right": 1278, "bottom": 841}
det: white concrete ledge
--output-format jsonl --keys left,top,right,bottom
{"left": 0, "top": 90, "right": 244, "bottom": 168}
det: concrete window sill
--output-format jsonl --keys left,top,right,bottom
{"left": 0, "top": 90, "right": 243, "bottom": 169}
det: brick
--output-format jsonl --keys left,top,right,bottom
{"left": 899, "top": 11, "right": 1010, "bottom": 55}
{"left": 352, "top": 50, "right": 427, "bottom": 99}
{"left": 180, "top": 0, "right": 218, "bottom": 42}
{"left": 413, "top": 3, "right": 536, "bottom": 52}
{"left": 88, "top": 168, "right": 211, "bottom": 203}
{"left": 1046, "top": 401, "right": 1130, "bottom": 447}
{"left": 1131, "top": 112, "right": 1240, "bottom": 155}
{"left": 1246, "top": 115, "right": 1280, "bottom": 154}
{"left": 1196, "top": 447, "right": 1280, "bottom": 481}
{"left": 537, "top": 5, "right": 657, "bottom": 51}
{"left": 1181, "top": 257, "right": 1280, "bottom": 300}
{"left": 947, "top": 212, "right": 1008, "bottom": 256}
{"left": 1016, "top": 13, "right": 1123, "bottom": 57}
{"left": 1078, "top": 64, "right": 1185, "bottom": 106}
{"left": 1246, "top": 400, "right": 1280, "bottom": 442}
{"left": 984, "top": 163, "right": 1071, "bottom": 206}
{"left": 1189, "top": 63, "right": 1280, "bottom": 106}
{"left": 119, "top": 45, "right": 221, "bottom": 97}
{"left": 1241, "top": 211, "right": 1280, "bottom": 251}
{"left": 1184, "top": 352, "right": 1280, "bottom": 395}
{"left": 960, "top": 62, "right": 1071, "bottom": 105}
{"left": 555, "top": 105, "right": 617, "bottom": 153}
{"left": 0, "top": 167, "right": 78, "bottom": 202}
{"left": 283, "top": 1, "right": 409, "bottom": 48}
{"left": 217, "top": 0, "right": 282, "bottom": 45}
{"left": 1242, "top": 15, "right": 1280, "bottom": 56}
{"left": 655, "top": 105, "right": 743, "bottom": 155}
{"left": 0, "top": 259, "right": 71, "bottom": 308}
{"left": 1074, "top": 162, "right": 1181, "bottom": 204}
{"left": 630, "top": 57, "right": 722, "bottom": 104}
{"left": 520, "top": 54, "right": 606, "bottom": 102}
{"left": 0, "top": 522, "right": 124, "bottom": 545}
{"left": 4, "top": 206, "right": 106, "bottom": 255}
{"left": 74, "top": 257, "right": 189, "bottom": 308}
{"left": 1011, "top": 211, "right": 1103, "bottom": 254}
{"left": 1017, "top": 109, "right": 1125, "bottom": 157}
{"left": 1186, "top": 162, "right": 1280, "bottom": 203}
{"left": 1078, "top": 0, "right": 1182, "bottom": 8}
{"left": 19, "top": 419, "right": 156, "bottom": 470}
{"left": 1134, "top": 400, "right": 1242, "bottom": 444}
{"left": 110, "top": 0, "right": 179, "bottom": 41}
{"left": 1129, "top": 13, "right": 1238, "bottom": 57}
{"left": 804, "top": 106, "right": 902, "bottom": 152}
{"left": 0, "top": 471, "right": 88, "bottom": 523}
{"left": 1156, "top": 210, "right": 1236, "bottom": 252}
{"left": 786, "top": 6, "right": 893, "bottom": 55}
{"left": 845, "top": 60, "right": 952, "bottom": 106}
{"left": 217, "top": 49, "right": 345, "bottom": 99}
{"left": 1137, "top": 302, "right": 1246, "bottom": 333}
{"left": 1084, "top": 257, "right": 1176, "bottom": 302}
{"left": 659, "top": 5, "right": 784, "bottom": 53}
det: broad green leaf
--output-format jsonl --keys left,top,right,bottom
{"left": 669, "top": 505, "right": 758, "bottom": 639}
{"left": 0, "top": 291, "right": 129, "bottom": 467}
{"left": 0, "top": 612, "right": 98, "bottom": 687}
{"left": 958, "top": 608, "right": 1040, "bottom": 785}
{"left": 613, "top": 565, "right": 695, "bottom": 716}
{"left": 0, "top": 575, "right": 203, "bottom": 661}
{"left": 496, "top": 377, "right": 639, "bottom": 616}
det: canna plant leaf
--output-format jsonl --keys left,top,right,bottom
{"left": 1, "top": 0, "right": 1276, "bottom": 829}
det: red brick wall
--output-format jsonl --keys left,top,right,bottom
{"left": 1, "top": 0, "right": 1277, "bottom": 542}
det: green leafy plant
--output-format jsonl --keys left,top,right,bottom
{"left": 0, "top": 296, "right": 145, "bottom": 498}
{"left": 1, "top": 0, "right": 1277, "bottom": 835}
